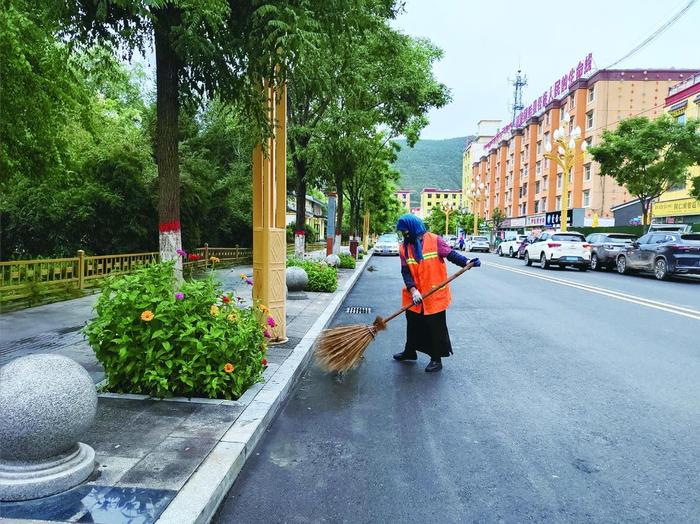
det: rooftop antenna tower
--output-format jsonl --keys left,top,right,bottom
{"left": 509, "top": 68, "right": 527, "bottom": 125}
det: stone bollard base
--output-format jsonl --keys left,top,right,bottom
{"left": 0, "top": 443, "right": 96, "bottom": 501}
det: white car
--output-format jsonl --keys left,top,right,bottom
{"left": 466, "top": 236, "right": 490, "bottom": 253}
{"left": 374, "top": 233, "right": 400, "bottom": 256}
{"left": 523, "top": 231, "right": 591, "bottom": 270}
{"left": 497, "top": 235, "right": 528, "bottom": 258}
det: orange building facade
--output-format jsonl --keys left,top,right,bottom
{"left": 472, "top": 68, "right": 700, "bottom": 230}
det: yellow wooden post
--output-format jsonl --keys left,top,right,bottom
{"left": 77, "top": 250, "right": 85, "bottom": 290}
{"left": 362, "top": 209, "right": 370, "bottom": 252}
{"left": 252, "top": 79, "right": 287, "bottom": 343}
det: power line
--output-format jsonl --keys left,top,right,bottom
{"left": 606, "top": 0, "right": 697, "bottom": 69}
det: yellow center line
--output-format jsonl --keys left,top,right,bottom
{"left": 483, "top": 261, "right": 700, "bottom": 321}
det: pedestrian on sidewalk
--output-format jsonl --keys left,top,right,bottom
{"left": 393, "top": 214, "right": 470, "bottom": 372}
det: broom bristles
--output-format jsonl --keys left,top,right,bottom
{"left": 315, "top": 315, "right": 387, "bottom": 372}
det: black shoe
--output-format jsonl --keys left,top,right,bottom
{"left": 425, "top": 360, "right": 442, "bottom": 372}
{"left": 393, "top": 350, "right": 417, "bottom": 361}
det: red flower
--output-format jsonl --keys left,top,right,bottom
{"left": 222, "top": 296, "right": 231, "bottom": 303}
{"left": 262, "top": 358, "right": 268, "bottom": 366}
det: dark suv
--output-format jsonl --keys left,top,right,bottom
{"left": 615, "top": 232, "right": 700, "bottom": 280}
{"left": 586, "top": 233, "right": 637, "bottom": 271}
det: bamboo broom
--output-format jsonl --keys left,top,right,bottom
{"left": 315, "top": 257, "right": 481, "bottom": 372}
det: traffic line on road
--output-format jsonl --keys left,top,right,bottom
{"left": 484, "top": 261, "right": 700, "bottom": 321}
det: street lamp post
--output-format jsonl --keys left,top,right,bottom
{"left": 544, "top": 113, "right": 588, "bottom": 232}
{"left": 470, "top": 179, "right": 486, "bottom": 237}
{"left": 441, "top": 202, "right": 455, "bottom": 236}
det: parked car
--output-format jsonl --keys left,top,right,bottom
{"left": 374, "top": 233, "right": 400, "bottom": 256}
{"left": 586, "top": 233, "right": 638, "bottom": 270}
{"left": 466, "top": 236, "right": 490, "bottom": 253}
{"left": 497, "top": 235, "right": 528, "bottom": 257}
{"left": 442, "top": 234, "right": 458, "bottom": 248}
{"left": 615, "top": 232, "right": 700, "bottom": 280}
{"left": 647, "top": 223, "right": 692, "bottom": 234}
{"left": 516, "top": 235, "right": 537, "bottom": 259}
{"left": 524, "top": 231, "right": 591, "bottom": 270}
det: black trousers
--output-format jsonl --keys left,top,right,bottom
{"left": 404, "top": 309, "right": 453, "bottom": 360}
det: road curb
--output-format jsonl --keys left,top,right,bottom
{"left": 156, "top": 251, "right": 373, "bottom": 524}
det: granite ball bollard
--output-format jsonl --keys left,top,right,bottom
{"left": 286, "top": 266, "right": 308, "bottom": 292}
{"left": 325, "top": 254, "right": 340, "bottom": 267}
{"left": 0, "top": 354, "right": 97, "bottom": 501}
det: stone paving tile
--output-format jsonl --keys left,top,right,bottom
{"left": 169, "top": 403, "right": 243, "bottom": 440}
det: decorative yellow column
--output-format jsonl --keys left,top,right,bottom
{"left": 252, "top": 79, "right": 287, "bottom": 343}
{"left": 362, "top": 209, "right": 370, "bottom": 252}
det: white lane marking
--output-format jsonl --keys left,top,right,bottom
{"left": 484, "top": 260, "right": 700, "bottom": 321}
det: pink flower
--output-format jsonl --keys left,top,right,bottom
{"left": 263, "top": 330, "right": 271, "bottom": 338}
{"left": 176, "top": 249, "right": 187, "bottom": 257}
{"left": 245, "top": 278, "right": 253, "bottom": 286}
{"left": 175, "top": 292, "right": 184, "bottom": 300}
{"left": 267, "top": 316, "right": 276, "bottom": 328}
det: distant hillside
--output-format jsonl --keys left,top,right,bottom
{"left": 392, "top": 136, "right": 474, "bottom": 207}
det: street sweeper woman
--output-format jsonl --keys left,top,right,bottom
{"left": 393, "top": 214, "right": 470, "bottom": 372}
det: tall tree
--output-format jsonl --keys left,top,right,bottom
{"left": 589, "top": 115, "right": 700, "bottom": 225}
{"left": 57, "top": 1, "right": 325, "bottom": 274}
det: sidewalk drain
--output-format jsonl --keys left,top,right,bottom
{"left": 345, "top": 306, "right": 372, "bottom": 314}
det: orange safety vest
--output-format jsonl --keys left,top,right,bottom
{"left": 400, "top": 232, "right": 451, "bottom": 315}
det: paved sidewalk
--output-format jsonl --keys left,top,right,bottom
{"left": 0, "top": 254, "right": 372, "bottom": 523}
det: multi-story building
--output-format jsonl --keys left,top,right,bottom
{"left": 652, "top": 72, "right": 700, "bottom": 225}
{"left": 420, "top": 188, "right": 463, "bottom": 218}
{"left": 462, "top": 120, "right": 500, "bottom": 208}
{"left": 395, "top": 190, "right": 412, "bottom": 214}
{"left": 286, "top": 194, "right": 326, "bottom": 242}
{"left": 471, "top": 64, "right": 699, "bottom": 230}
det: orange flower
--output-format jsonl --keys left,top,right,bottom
{"left": 140, "top": 310, "right": 154, "bottom": 322}
{"left": 210, "top": 256, "right": 220, "bottom": 263}
{"left": 210, "top": 304, "right": 220, "bottom": 317}
{"left": 223, "top": 363, "right": 234, "bottom": 373}
{"left": 258, "top": 304, "right": 269, "bottom": 313}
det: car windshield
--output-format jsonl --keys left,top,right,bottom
{"left": 551, "top": 234, "right": 584, "bottom": 242}
{"left": 473, "top": 237, "right": 488, "bottom": 241}
{"left": 605, "top": 234, "right": 636, "bottom": 242}
{"left": 379, "top": 234, "right": 397, "bottom": 242}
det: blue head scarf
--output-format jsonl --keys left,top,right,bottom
{"left": 396, "top": 214, "right": 427, "bottom": 262}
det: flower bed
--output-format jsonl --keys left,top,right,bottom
{"left": 286, "top": 259, "right": 338, "bottom": 292}
{"left": 83, "top": 262, "right": 270, "bottom": 400}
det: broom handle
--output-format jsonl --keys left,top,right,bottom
{"left": 381, "top": 260, "right": 477, "bottom": 324}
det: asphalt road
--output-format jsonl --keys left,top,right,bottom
{"left": 215, "top": 253, "right": 700, "bottom": 523}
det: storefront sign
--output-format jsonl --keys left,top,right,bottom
{"left": 510, "top": 217, "right": 526, "bottom": 227}
{"left": 545, "top": 211, "right": 572, "bottom": 228}
{"left": 652, "top": 198, "right": 700, "bottom": 217}
{"left": 483, "top": 53, "right": 593, "bottom": 152}
{"left": 526, "top": 214, "right": 545, "bottom": 226}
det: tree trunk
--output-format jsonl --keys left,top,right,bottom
{"left": 294, "top": 166, "right": 307, "bottom": 258}
{"left": 154, "top": 6, "right": 183, "bottom": 279}
{"left": 335, "top": 173, "right": 344, "bottom": 254}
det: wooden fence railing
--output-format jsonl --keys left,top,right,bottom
{"left": 0, "top": 242, "right": 326, "bottom": 304}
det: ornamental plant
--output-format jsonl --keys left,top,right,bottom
{"left": 338, "top": 253, "right": 356, "bottom": 269}
{"left": 286, "top": 259, "right": 338, "bottom": 292}
{"left": 83, "top": 262, "right": 267, "bottom": 400}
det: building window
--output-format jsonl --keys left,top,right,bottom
{"left": 557, "top": 174, "right": 562, "bottom": 188}
{"left": 567, "top": 192, "right": 572, "bottom": 208}
{"left": 583, "top": 190, "right": 590, "bottom": 207}
{"left": 544, "top": 158, "right": 549, "bottom": 169}
{"left": 584, "top": 163, "right": 592, "bottom": 181}
{"left": 541, "top": 197, "right": 547, "bottom": 210}
{"left": 676, "top": 112, "right": 686, "bottom": 124}
{"left": 545, "top": 113, "right": 551, "bottom": 125}
{"left": 536, "top": 161, "right": 541, "bottom": 174}
{"left": 537, "top": 141, "right": 542, "bottom": 155}
{"left": 556, "top": 196, "right": 561, "bottom": 211}
{"left": 586, "top": 110, "right": 594, "bottom": 129}
{"left": 535, "top": 180, "right": 541, "bottom": 193}
{"left": 534, "top": 200, "right": 540, "bottom": 213}
{"left": 588, "top": 85, "right": 595, "bottom": 102}
{"left": 570, "top": 94, "right": 576, "bottom": 108}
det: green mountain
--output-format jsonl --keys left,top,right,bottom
{"left": 392, "top": 136, "right": 474, "bottom": 207}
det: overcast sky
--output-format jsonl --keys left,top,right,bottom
{"left": 392, "top": 0, "right": 700, "bottom": 139}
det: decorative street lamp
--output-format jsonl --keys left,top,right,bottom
{"left": 470, "top": 178, "right": 486, "bottom": 237}
{"left": 544, "top": 113, "right": 588, "bottom": 232}
{"left": 441, "top": 201, "right": 455, "bottom": 236}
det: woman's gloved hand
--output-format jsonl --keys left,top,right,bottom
{"left": 410, "top": 288, "right": 423, "bottom": 305}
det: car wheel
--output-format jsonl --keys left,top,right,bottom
{"left": 497, "top": 246, "right": 502, "bottom": 257}
{"left": 616, "top": 255, "right": 629, "bottom": 275}
{"left": 524, "top": 251, "right": 532, "bottom": 266}
{"left": 540, "top": 252, "right": 549, "bottom": 269}
{"left": 591, "top": 254, "right": 600, "bottom": 271}
{"left": 509, "top": 247, "right": 514, "bottom": 257}
{"left": 654, "top": 257, "right": 669, "bottom": 280}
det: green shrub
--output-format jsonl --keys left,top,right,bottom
{"left": 339, "top": 253, "right": 356, "bottom": 269}
{"left": 83, "top": 262, "right": 268, "bottom": 399}
{"left": 286, "top": 259, "right": 337, "bottom": 292}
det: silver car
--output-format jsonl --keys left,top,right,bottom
{"left": 375, "top": 233, "right": 400, "bottom": 256}
{"left": 467, "top": 236, "right": 490, "bottom": 253}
